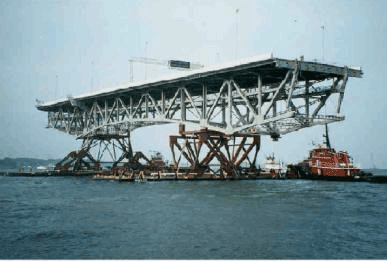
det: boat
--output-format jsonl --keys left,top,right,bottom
{"left": 260, "top": 153, "right": 287, "bottom": 179}
{"left": 298, "top": 124, "right": 364, "bottom": 180}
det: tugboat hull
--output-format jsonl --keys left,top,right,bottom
{"left": 309, "top": 166, "right": 361, "bottom": 178}
{"left": 297, "top": 124, "right": 365, "bottom": 181}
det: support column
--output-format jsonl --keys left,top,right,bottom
{"left": 181, "top": 88, "right": 186, "bottom": 121}
{"left": 161, "top": 90, "right": 165, "bottom": 115}
{"left": 305, "top": 80, "right": 310, "bottom": 125}
{"left": 336, "top": 68, "right": 349, "bottom": 114}
{"left": 93, "top": 103, "right": 97, "bottom": 126}
{"left": 222, "top": 96, "right": 226, "bottom": 127}
{"left": 116, "top": 99, "right": 119, "bottom": 121}
{"left": 145, "top": 94, "right": 149, "bottom": 119}
{"left": 129, "top": 96, "right": 133, "bottom": 116}
{"left": 272, "top": 100, "right": 277, "bottom": 130}
{"left": 105, "top": 100, "right": 108, "bottom": 124}
{"left": 202, "top": 84, "right": 207, "bottom": 119}
{"left": 273, "top": 100, "right": 277, "bottom": 117}
{"left": 228, "top": 80, "right": 233, "bottom": 128}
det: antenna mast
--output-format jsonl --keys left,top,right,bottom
{"left": 321, "top": 25, "right": 325, "bottom": 62}
{"left": 235, "top": 8, "right": 239, "bottom": 60}
{"left": 323, "top": 123, "right": 331, "bottom": 150}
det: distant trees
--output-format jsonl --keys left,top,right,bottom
{"left": 0, "top": 157, "right": 59, "bottom": 170}
{"left": 0, "top": 157, "right": 17, "bottom": 169}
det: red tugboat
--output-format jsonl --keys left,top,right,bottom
{"left": 299, "top": 124, "right": 362, "bottom": 180}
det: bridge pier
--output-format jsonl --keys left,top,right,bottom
{"left": 55, "top": 132, "right": 152, "bottom": 172}
{"left": 55, "top": 138, "right": 100, "bottom": 172}
{"left": 170, "top": 125, "right": 261, "bottom": 178}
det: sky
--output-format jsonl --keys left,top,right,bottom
{"left": 0, "top": 0, "right": 386, "bottom": 168}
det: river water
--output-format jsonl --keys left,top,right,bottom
{"left": 1, "top": 170, "right": 386, "bottom": 259}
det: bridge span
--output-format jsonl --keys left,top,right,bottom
{"left": 36, "top": 54, "right": 362, "bottom": 177}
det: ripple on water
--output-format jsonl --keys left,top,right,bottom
{"left": 1, "top": 176, "right": 387, "bottom": 259}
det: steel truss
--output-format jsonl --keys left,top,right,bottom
{"left": 54, "top": 133, "right": 146, "bottom": 171}
{"left": 41, "top": 58, "right": 361, "bottom": 173}
{"left": 55, "top": 138, "right": 99, "bottom": 172}
{"left": 46, "top": 65, "right": 349, "bottom": 140}
{"left": 170, "top": 125, "right": 260, "bottom": 178}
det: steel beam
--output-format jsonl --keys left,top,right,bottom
{"left": 41, "top": 59, "right": 360, "bottom": 140}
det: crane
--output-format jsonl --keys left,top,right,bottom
{"left": 128, "top": 57, "right": 204, "bottom": 82}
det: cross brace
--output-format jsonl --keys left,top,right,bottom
{"left": 170, "top": 127, "right": 260, "bottom": 178}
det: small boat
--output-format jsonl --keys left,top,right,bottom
{"left": 260, "top": 154, "right": 287, "bottom": 179}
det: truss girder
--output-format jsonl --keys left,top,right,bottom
{"left": 46, "top": 68, "right": 350, "bottom": 139}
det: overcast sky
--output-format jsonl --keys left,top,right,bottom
{"left": 1, "top": 0, "right": 386, "bottom": 168}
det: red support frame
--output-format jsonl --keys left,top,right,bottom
{"left": 170, "top": 128, "right": 260, "bottom": 178}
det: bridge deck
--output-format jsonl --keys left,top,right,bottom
{"left": 36, "top": 54, "right": 362, "bottom": 112}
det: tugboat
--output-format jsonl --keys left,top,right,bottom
{"left": 298, "top": 124, "right": 364, "bottom": 180}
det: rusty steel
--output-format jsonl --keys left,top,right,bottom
{"left": 170, "top": 125, "right": 260, "bottom": 178}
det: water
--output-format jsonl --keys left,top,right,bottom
{"left": 1, "top": 170, "right": 387, "bottom": 259}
